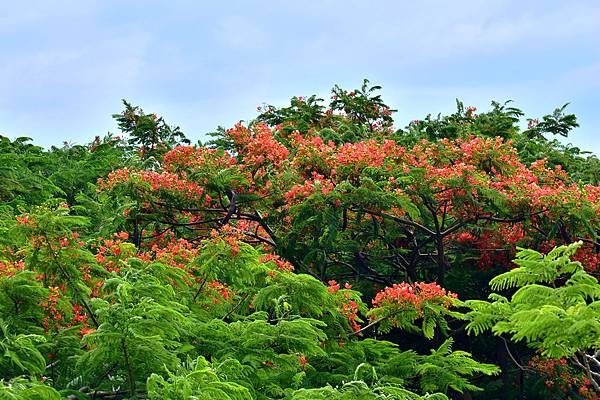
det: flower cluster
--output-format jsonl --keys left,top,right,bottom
{"left": 572, "top": 247, "right": 600, "bottom": 273}
{"left": 206, "top": 280, "right": 231, "bottom": 304}
{"left": 284, "top": 172, "right": 335, "bottom": 203}
{"left": 15, "top": 215, "right": 35, "bottom": 227}
{"left": 529, "top": 356, "right": 597, "bottom": 399}
{"left": 225, "top": 123, "right": 290, "bottom": 173}
{"left": 39, "top": 286, "right": 65, "bottom": 332}
{"left": 97, "top": 113, "right": 600, "bottom": 284}
{"left": 450, "top": 224, "right": 527, "bottom": 270}
{"left": 242, "top": 124, "right": 290, "bottom": 169}
{"left": 207, "top": 224, "right": 247, "bottom": 256}
{"left": 99, "top": 168, "right": 205, "bottom": 203}
{"left": 93, "top": 232, "right": 135, "bottom": 274}
{"left": 334, "top": 139, "right": 402, "bottom": 175}
{"left": 371, "top": 282, "right": 457, "bottom": 318}
{"left": 0, "top": 259, "right": 25, "bottom": 278}
{"left": 140, "top": 237, "right": 198, "bottom": 271}
{"left": 163, "top": 145, "right": 237, "bottom": 174}
{"left": 259, "top": 253, "right": 294, "bottom": 272}
{"left": 539, "top": 240, "right": 599, "bottom": 274}
{"left": 290, "top": 133, "right": 335, "bottom": 176}
{"left": 71, "top": 303, "right": 94, "bottom": 336}
{"left": 327, "top": 280, "right": 362, "bottom": 332}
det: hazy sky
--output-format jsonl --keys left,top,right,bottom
{"left": 1, "top": 1, "right": 599, "bottom": 153}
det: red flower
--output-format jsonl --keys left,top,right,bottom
{"left": 328, "top": 280, "right": 340, "bottom": 293}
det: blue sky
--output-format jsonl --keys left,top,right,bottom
{"left": 1, "top": 1, "right": 599, "bottom": 153}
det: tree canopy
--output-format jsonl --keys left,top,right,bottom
{"left": 0, "top": 80, "right": 598, "bottom": 399}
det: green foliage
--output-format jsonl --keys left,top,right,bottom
{"left": 256, "top": 95, "right": 326, "bottom": 134}
{"left": 0, "top": 201, "right": 490, "bottom": 399}
{"left": 47, "top": 136, "right": 129, "bottom": 204}
{"left": 0, "top": 270, "right": 49, "bottom": 330}
{"left": 0, "top": 136, "right": 63, "bottom": 209}
{"left": 0, "top": 320, "right": 46, "bottom": 377}
{"left": 0, "top": 378, "right": 62, "bottom": 400}
{"left": 329, "top": 79, "right": 396, "bottom": 132}
{"left": 400, "top": 100, "right": 523, "bottom": 143}
{"left": 3, "top": 81, "right": 600, "bottom": 399}
{"left": 287, "top": 381, "right": 448, "bottom": 400}
{"left": 524, "top": 103, "right": 579, "bottom": 139}
{"left": 250, "top": 79, "right": 395, "bottom": 144}
{"left": 254, "top": 273, "right": 333, "bottom": 318}
{"left": 113, "top": 100, "right": 189, "bottom": 161}
{"left": 415, "top": 339, "right": 499, "bottom": 393}
{"left": 467, "top": 242, "right": 600, "bottom": 391}
{"left": 147, "top": 356, "right": 253, "bottom": 400}
{"left": 80, "top": 260, "right": 190, "bottom": 396}
{"left": 489, "top": 242, "right": 583, "bottom": 291}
